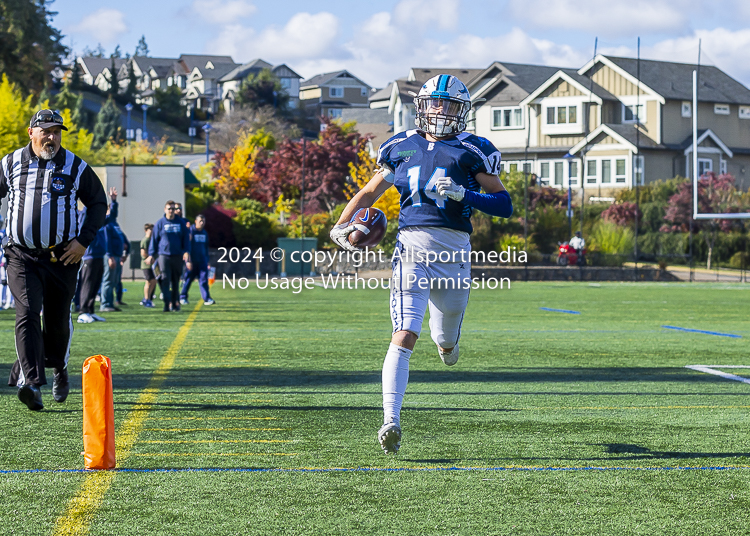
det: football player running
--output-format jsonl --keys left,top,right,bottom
{"left": 330, "top": 74, "right": 513, "bottom": 454}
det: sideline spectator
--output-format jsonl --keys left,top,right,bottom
{"left": 114, "top": 225, "right": 130, "bottom": 306}
{"left": 100, "top": 212, "right": 125, "bottom": 312}
{"left": 140, "top": 223, "right": 156, "bottom": 307}
{"left": 180, "top": 214, "right": 215, "bottom": 306}
{"left": 77, "top": 219, "right": 107, "bottom": 324}
{"left": 147, "top": 201, "right": 189, "bottom": 312}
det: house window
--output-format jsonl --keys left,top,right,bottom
{"left": 714, "top": 104, "right": 730, "bottom": 115}
{"left": 523, "top": 163, "right": 531, "bottom": 174}
{"left": 328, "top": 108, "right": 342, "bottom": 119}
{"left": 681, "top": 101, "right": 692, "bottom": 118}
{"left": 329, "top": 87, "right": 344, "bottom": 98}
{"left": 361, "top": 88, "right": 367, "bottom": 97}
{"left": 623, "top": 104, "right": 645, "bottom": 123}
{"left": 546, "top": 105, "right": 578, "bottom": 124}
{"left": 720, "top": 158, "right": 727, "bottom": 174}
{"left": 740, "top": 106, "right": 750, "bottom": 119}
{"left": 510, "top": 163, "right": 518, "bottom": 172}
{"left": 698, "top": 158, "right": 712, "bottom": 176}
{"left": 634, "top": 155, "right": 644, "bottom": 185}
{"left": 586, "top": 160, "right": 597, "bottom": 184}
{"left": 602, "top": 160, "right": 611, "bottom": 184}
{"left": 554, "top": 161, "right": 563, "bottom": 186}
{"left": 280, "top": 78, "right": 291, "bottom": 90}
{"left": 492, "top": 107, "right": 523, "bottom": 129}
{"left": 615, "top": 159, "right": 626, "bottom": 183}
{"left": 540, "top": 162, "right": 550, "bottom": 185}
{"left": 569, "top": 161, "right": 578, "bottom": 186}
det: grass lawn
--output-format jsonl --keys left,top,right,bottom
{"left": 1, "top": 280, "right": 749, "bottom": 535}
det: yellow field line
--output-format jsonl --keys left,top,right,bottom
{"left": 52, "top": 302, "right": 203, "bottom": 536}
{"left": 142, "top": 427, "right": 289, "bottom": 432}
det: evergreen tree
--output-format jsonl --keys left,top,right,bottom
{"left": 111, "top": 45, "right": 122, "bottom": 58}
{"left": 69, "top": 58, "right": 82, "bottom": 89}
{"left": 134, "top": 36, "right": 149, "bottom": 57}
{"left": 107, "top": 57, "right": 118, "bottom": 97}
{"left": 0, "top": 0, "right": 69, "bottom": 94}
{"left": 92, "top": 97, "right": 121, "bottom": 148}
{"left": 237, "top": 69, "right": 289, "bottom": 112}
{"left": 54, "top": 80, "right": 87, "bottom": 129}
{"left": 124, "top": 61, "right": 138, "bottom": 102}
{"left": 83, "top": 44, "right": 106, "bottom": 58}
{"left": 37, "top": 84, "right": 52, "bottom": 107}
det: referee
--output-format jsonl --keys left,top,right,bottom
{"left": 1, "top": 109, "right": 107, "bottom": 411}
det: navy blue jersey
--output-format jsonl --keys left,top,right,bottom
{"left": 377, "top": 130, "right": 501, "bottom": 234}
{"left": 148, "top": 215, "right": 189, "bottom": 257}
{"left": 189, "top": 227, "right": 209, "bottom": 266}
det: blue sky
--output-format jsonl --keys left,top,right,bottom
{"left": 53, "top": 0, "right": 750, "bottom": 88}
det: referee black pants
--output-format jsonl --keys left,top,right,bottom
{"left": 157, "top": 254, "right": 183, "bottom": 309}
{"left": 6, "top": 246, "right": 80, "bottom": 387}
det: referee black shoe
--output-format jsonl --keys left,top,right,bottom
{"left": 52, "top": 368, "right": 70, "bottom": 403}
{"left": 18, "top": 384, "right": 44, "bottom": 411}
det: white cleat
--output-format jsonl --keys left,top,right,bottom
{"left": 438, "top": 343, "right": 459, "bottom": 366}
{"left": 378, "top": 422, "right": 402, "bottom": 455}
{"left": 77, "top": 313, "right": 94, "bottom": 324}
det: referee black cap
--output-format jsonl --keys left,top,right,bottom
{"left": 29, "top": 109, "right": 68, "bottom": 131}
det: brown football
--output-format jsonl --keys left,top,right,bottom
{"left": 348, "top": 208, "right": 387, "bottom": 248}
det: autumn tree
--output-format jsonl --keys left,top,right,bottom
{"left": 661, "top": 172, "right": 748, "bottom": 268}
{"left": 258, "top": 119, "right": 368, "bottom": 214}
{"left": 346, "top": 141, "right": 400, "bottom": 221}
{"left": 212, "top": 129, "right": 275, "bottom": 202}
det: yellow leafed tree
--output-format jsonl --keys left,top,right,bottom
{"left": 0, "top": 75, "right": 35, "bottom": 157}
{"left": 347, "top": 144, "right": 400, "bottom": 221}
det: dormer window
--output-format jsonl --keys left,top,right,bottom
{"left": 206, "top": 61, "right": 215, "bottom": 70}
{"left": 714, "top": 104, "right": 730, "bottom": 115}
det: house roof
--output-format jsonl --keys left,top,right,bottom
{"left": 79, "top": 57, "right": 127, "bottom": 77}
{"left": 568, "top": 123, "right": 663, "bottom": 155}
{"left": 219, "top": 59, "right": 273, "bottom": 82}
{"left": 408, "top": 68, "right": 485, "bottom": 86}
{"left": 585, "top": 55, "right": 750, "bottom": 104}
{"left": 177, "top": 54, "right": 238, "bottom": 76}
{"left": 369, "top": 83, "right": 393, "bottom": 104}
{"left": 519, "top": 68, "right": 619, "bottom": 106}
{"left": 271, "top": 63, "right": 302, "bottom": 80}
{"left": 301, "top": 70, "right": 371, "bottom": 89}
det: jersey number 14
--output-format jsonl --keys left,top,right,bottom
{"left": 407, "top": 166, "right": 447, "bottom": 209}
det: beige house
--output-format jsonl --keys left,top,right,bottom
{"left": 299, "top": 71, "right": 372, "bottom": 121}
{"left": 167, "top": 55, "right": 239, "bottom": 115}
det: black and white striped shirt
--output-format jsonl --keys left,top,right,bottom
{"left": 0, "top": 144, "right": 107, "bottom": 250}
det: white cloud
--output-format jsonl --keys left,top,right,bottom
{"left": 508, "top": 0, "right": 692, "bottom": 36}
{"left": 208, "top": 12, "right": 342, "bottom": 64}
{"left": 191, "top": 0, "right": 256, "bottom": 25}
{"left": 392, "top": 0, "right": 460, "bottom": 31}
{"left": 68, "top": 9, "right": 128, "bottom": 45}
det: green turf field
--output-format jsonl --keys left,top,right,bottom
{"left": 1, "top": 281, "right": 749, "bottom": 535}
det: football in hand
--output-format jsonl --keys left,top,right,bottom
{"left": 347, "top": 208, "right": 387, "bottom": 249}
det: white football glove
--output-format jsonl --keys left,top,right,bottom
{"left": 330, "top": 223, "right": 359, "bottom": 252}
{"left": 435, "top": 177, "right": 465, "bottom": 202}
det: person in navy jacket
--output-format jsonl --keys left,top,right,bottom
{"left": 179, "top": 214, "right": 214, "bottom": 305}
{"left": 146, "top": 200, "right": 189, "bottom": 312}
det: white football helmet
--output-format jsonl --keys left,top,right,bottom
{"left": 414, "top": 74, "right": 471, "bottom": 138}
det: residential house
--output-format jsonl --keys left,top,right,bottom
{"left": 77, "top": 57, "right": 127, "bottom": 92}
{"left": 381, "top": 57, "right": 750, "bottom": 197}
{"left": 167, "top": 54, "right": 239, "bottom": 115}
{"left": 116, "top": 57, "right": 179, "bottom": 104}
{"left": 299, "top": 71, "right": 372, "bottom": 120}
{"left": 518, "top": 55, "right": 750, "bottom": 195}
{"left": 218, "top": 59, "right": 302, "bottom": 113}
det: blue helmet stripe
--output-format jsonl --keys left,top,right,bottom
{"left": 438, "top": 75, "right": 449, "bottom": 92}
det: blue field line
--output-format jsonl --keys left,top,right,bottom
{"left": 661, "top": 325, "right": 742, "bottom": 338}
{"left": 2, "top": 465, "right": 749, "bottom": 475}
{"left": 539, "top": 307, "right": 581, "bottom": 315}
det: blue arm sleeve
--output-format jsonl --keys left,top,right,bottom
{"left": 463, "top": 190, "right": 513, "bottom": 218}
{"left": 148, "top": 222, "right": 159, "bottom": 257}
